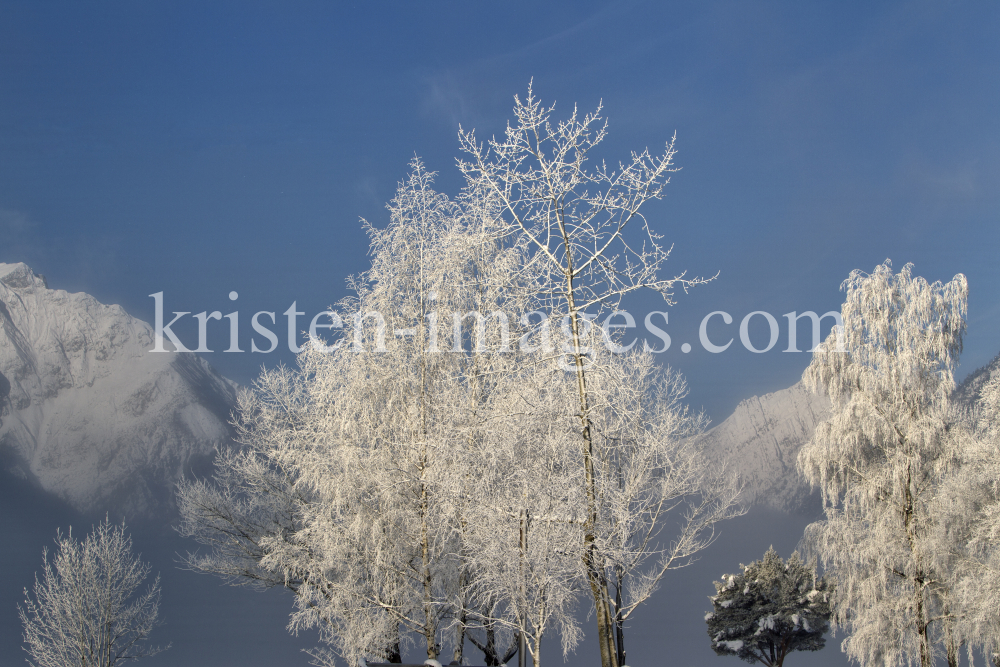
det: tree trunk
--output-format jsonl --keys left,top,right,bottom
{"left": 903, "top": 464, "right": 933, "bottom": 667}
{"left": 468, "top": 624, "right": 518, "bottom": 666}
{"left": 421, "top": 456, "right": 437, "bottom": 661}
{"left": 519, "top": 510, "right": 528, "bottom": 667}
{"left": 614, "top": 573, "right": 626, "bottom": 667}
{"left": 564, "top": 275, "right": 618, "bottom": 667}
{"left": 584, "top": 550, "right": 617, "bottom": 667}
{"left": 944, "top": 616, "right": 959, "bottom": 667}
{"left": 454, "top": 602, "right": 466, "bottom": 665}
{"left": 387, "top": 638, "right": 402, "bottom": 664}
{"left": 946, "top": 642, "right": 958, "bottom": 667}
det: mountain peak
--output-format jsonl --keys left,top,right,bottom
{"left": 0, "top": 262, "right": 47, "bottom": 291}
{"left": 957, "top": 351, "right": 1000, "bottom": 405}
{"left": 0, "top": 263, "right": 237, "bottom": 519}
{"left": 698, "top": 381, "right": 830, "bottom": 514}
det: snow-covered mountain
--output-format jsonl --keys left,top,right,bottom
{"left": 698, "top": 382, "right": 831, "bottom": 514}
{"left": 0, "top": 262, "right": 238, "bottom": 518}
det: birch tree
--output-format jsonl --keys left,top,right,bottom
{"left": 458, "top": 84, "right": 732, "bottom": 667}
{"left": 461, "top": 359, "right": 586, "bottom": 667}
{"left": 797, "top": 261, "right": 968, "bottom": 667}
{"left": 19, "top": 518, "right": 167, "bottom": 667}
{"left": 179, "top": 89, "right": 741, "bottom": 666}
{"left": 176, "top": 370, "right": 318, "bottom": 592}
{"left": 175, "top": 372, "right": 358, "bottom": 657}
{"left": 585, "top": 345, "right": 742, "bottom": 667}
{"left": 245, "top": 160, "right": 476, "bottom": 665}
{"left": 960, "top": 375, "right": 1000, "bottom": 664}
{"left": 179, "top": 159, "right": 543, "bottom": 665}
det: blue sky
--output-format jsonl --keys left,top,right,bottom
{"left": 1, "top": 4, "right": 998, "bottom": 663}
{"left": 3, "top": 1, "right": 998, "bottom": 422}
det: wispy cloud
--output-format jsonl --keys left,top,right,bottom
{"left": 421, "top": 72, "right": 482, "bottom": 131}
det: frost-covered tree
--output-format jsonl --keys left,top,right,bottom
{"left": 938, "top": 372, "right": 1000, "bottom": 665}
{"left": 797, "top": 261, "right": 968, "bottom": 667}
{"left": 176, "top": 394, "right": 317, "bottom": 591}
{"left": 179, "top": 159, "right": 550, "bottom": 666}
{"left": 175, "top": 391, "right": 335, "bottom": 643}
{"left": 706, "top": 547, "right": 832, "bottom": 667}
{"left": 584, "top": 342, "right": 742, "bottom": 667}
{"left": 282, "top": 160, "right": 474, "bottom": 665}
{"left": 458, "top": 84, "right": 732, "bottom": 667}
{"left": 180, "top": 90, "right": 739, "bottom": 667}
{"left": 963, "top": 374, "right": 1000, "bottom": 664}
{"left": 181, "top": 161, "right": 470, "bottom": 665}
{"left": 966, "top": 375, "right": 1000, "bottom": 663}
{"left": 460, "top": 358, "right": 585, "bottom": 667}
{"left": 19, "top": 518, "right": 167, "bottom": 667}
{"left": 458, "top": 321, "right": 738, "bottom": 667}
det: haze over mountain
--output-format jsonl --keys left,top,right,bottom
{"left": 5, "top": 256, "right": 995, "bottom": 523}
{"left": 0, "top": 262, "right": 238, "bottom": 519}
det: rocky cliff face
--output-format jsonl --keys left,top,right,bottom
{"left": 0, "top": 262, "right": 237, "bottom": 518}
{"left": 698, "top": 382, "right": 831, "bottom": 513}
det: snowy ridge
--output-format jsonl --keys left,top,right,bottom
{"left": 0, "top": 262, "right": 238, "bottom": 518}
{"left": 955, "top": 351, "right": 1000, "bottom": 405}
{"left": 698, "top": 382, "right": 831, "bottom": 513}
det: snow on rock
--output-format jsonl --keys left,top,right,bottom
{"left": 0, "top": 262, "right": 238, "bottom": 518}
{"left": 697, "top": 381, "right": 831, "bottom": 513}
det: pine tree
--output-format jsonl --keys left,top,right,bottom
{"left": 707, "top": 547, "right": 832, "bottom": 667}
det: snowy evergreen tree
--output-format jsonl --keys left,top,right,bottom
{"left": 798, "top": 261, "right": 968, "bottom": 667}
{"left": 706, "top": 547, "right": 832, "bottom": 667}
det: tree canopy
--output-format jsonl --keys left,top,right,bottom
{"left": 20, "top": 518, "right": 167, "bottom": 667}
{"left": 707, "top": 547, "right": 832, "bottom": 667}
{"left": 178, "top": 91, "right": 741, "bottom": 667}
